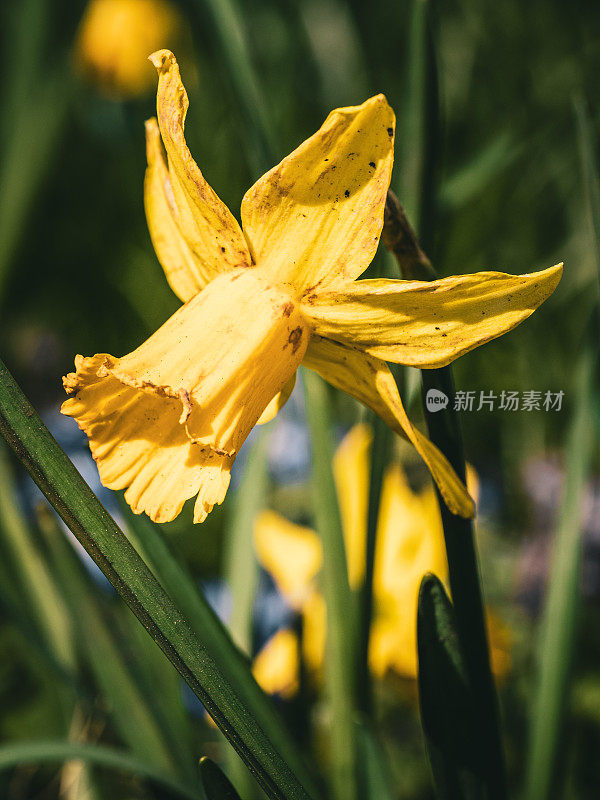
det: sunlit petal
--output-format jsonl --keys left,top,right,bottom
{"left": 62, "top": 270, "right": 308, "bottom": 523}
{"left": 302, "top": 264, "right": 563, "bottom": 367}
{"left": 303, "top": 336, "right": 475, "bottom": 518}
{"left": 150, "top": 49, "right": 252, "bottom": 283}
{"left": 242, "top": 95, "right": 394, "bottom": 294}
{"left": 144, "top": 118, "right": 207, "bottom": 300}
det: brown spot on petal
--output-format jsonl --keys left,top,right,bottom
{"left": 288, "top": 327, "right": 303, "bottom": 353}
{"left": 282, "top": 301, "right": 294, "bottom": 318}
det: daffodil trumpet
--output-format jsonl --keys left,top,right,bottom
{"left": 62, "top": 49, "right": 562, "bottom": 524}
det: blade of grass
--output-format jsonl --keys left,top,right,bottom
{"left": 524, "top": 95, "right": 600, "bottom": 800}
{"left": 120, "top": 497, "right": 316, "bottom": 797}
{"left": 224, "top": 431, "right": 270, "bottom": 653}
{"left": 0, "top": 740, "right": 202, "bottom": 800}
{"left": 0, "top": 357, "right": 318, "bottom": 800}
{"left": 302, "top": 368, "right": 358, "bottom": 800}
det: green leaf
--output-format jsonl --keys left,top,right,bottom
{"left": 0, "top": 357, "right": 319, "bottom": 800}
{"left": 0, "top": 739, "right": 202, "bottom": 800}
{"left": 121, "top": 495, "right": 315, "bottom": 797}
{"left": 417, "top": 573, "right": 485, "bottom": 800}
{"left": 199, "top": 757, "right": 243, "bottom": 800}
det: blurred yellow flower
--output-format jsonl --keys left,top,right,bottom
{"left": 75, "top": 0, "right": 181, "bottom": 98}
{"left": 253, "top": 424, "right": 511, "bottom": 690}
{"left": 62, "top": 49, "right": 561, "bottom": 524}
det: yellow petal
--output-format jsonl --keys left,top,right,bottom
{"left": 241, "top": 95, "right": 395, "bottom": 295}
{"left": 256, "top": 373, "right": 296, "bottom": 426}
{"left": 302, "top": 264, "right": 563, "bottom": 367}
{"left": 62, "top": 270, "right": 309, "bottom": 523}
{"left": 332, "top": 424, "right": 372, "bottom": 589}
{"left": 144, "top": 118, "right": 207, "bottom": 301}
{"left": 302, "top": 591, "right": 327, "bottom": 674}
{"left": 254, "top": 510, "right": 322, "bottom": 609}
{"left": 62, "top": 354, "right": 233, "bottom": 523}
{"left": 252, "top": 629, "right": 299, "bottom": 698}
{"left": 149, "top": 50, "right": 252, "bottom": 284}
{"left": 303, "top": 336, "right": 475, "bottom": 518}
{"left": 374, "top": 467, "right": 447, "bottom": 605}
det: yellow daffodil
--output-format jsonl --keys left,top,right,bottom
{"left": 62, "top": 49, "right": 562, "bottom": 524}
{"left": 253, "top": 424, "right": 511, "bottom": 689}
{"left": 75, "top": 0, "right": 181, "bottom": 98}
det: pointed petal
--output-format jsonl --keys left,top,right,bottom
{"left": 254, "top": 510, "right": 322, "bottom": 609}
{"left": 303, "top": 264, "right": 563, "bottom": 367}
{"left": 303, "top": 336, "right": 475, "bottom": 518}
{"left": 149, "top": 50, "right": 252, "bottom": 283}
{"left": 241, "top": 95, "right": 395, "bottom": 295}
{"left": 256, "top": 373, "right": 297, "bottom": 426}
{"left": 62, "top": 270, "right": 308, "bottom": 523}
{"left": 144, "top": 118, "right": 208, "bottom": 301}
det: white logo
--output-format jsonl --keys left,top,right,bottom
{"left": 426, "top": 388, "right": 449, "bottom": 412}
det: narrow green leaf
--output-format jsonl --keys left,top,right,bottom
{"left": 0, "top": 357, "right": 318, "bottom": 800}
{"left": 358, "top": 725, "right": 395, "bottom": 800}
{"left": 223, "top": 430, "right": 270, "bottom": 797}
{"left": 199, "top": 757, "right": 243, "bottom": 800}
{"left": 224, "top": 431, "right": 269, "bottom": 653}
{"left": 417, "top": 573, "right": 485, "bottom": 800}
{"left": 302, "top": 367, "right": 358, "bottom": 800}
{"left": 121, "top": 497, "right": 316, "bottom": 797}
{"left": 0, "top": 740, "right": 202, "bottom": 800}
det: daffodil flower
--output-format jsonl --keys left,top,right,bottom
{"left": 252, "top": 425, "right": 511, "bottom": 690}
{"left": 62, "top": 50, "right": 562, "bottom": 524}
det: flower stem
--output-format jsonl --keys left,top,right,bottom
{"left": 303, "top": 368, "right": 358, "bottom": 800}
{"left": 384, "top": 195, "right": 507, "bottom": 799}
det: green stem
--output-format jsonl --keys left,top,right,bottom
{"left": 0, "top": 357, "right": 317, "bottom": 800}
{"left": 302, "top": 368, "right": 358, "bottom": 800}
{"left": 355, "top": 415, "right": 389, "bottom": 716}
